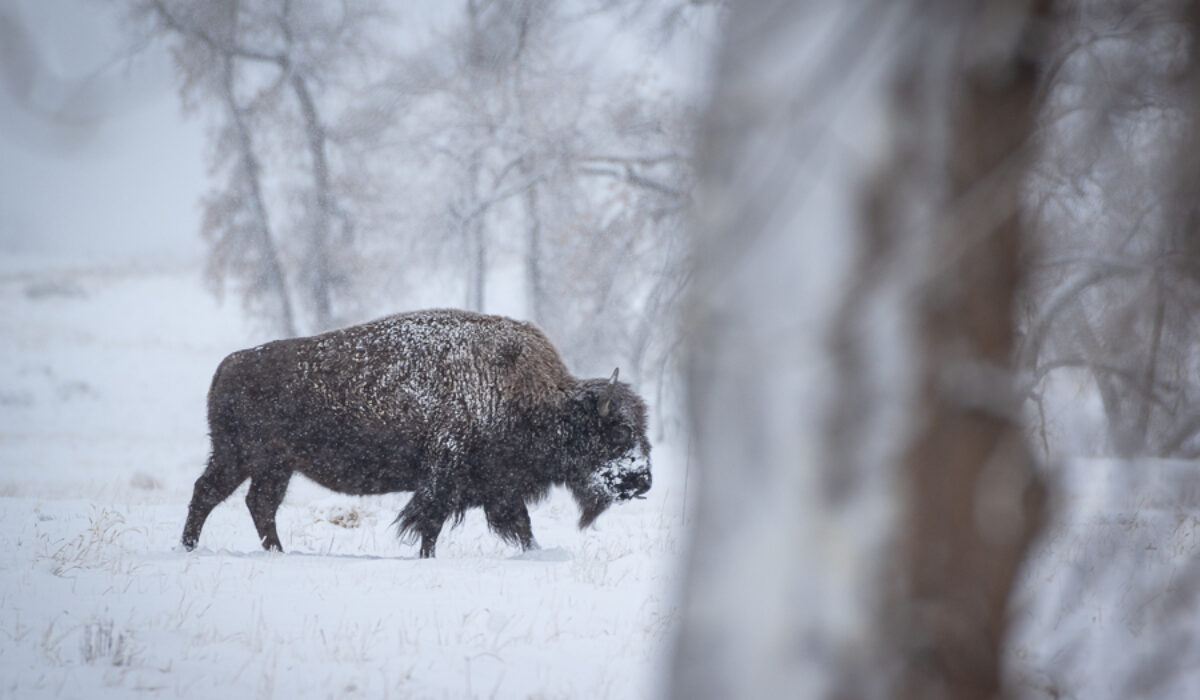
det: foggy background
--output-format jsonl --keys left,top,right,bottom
{"left": 2, "top": 0, "right": 1200, "bottom": 698}
{"left": 1, "top": 0, "right": 206, "bottom": 259}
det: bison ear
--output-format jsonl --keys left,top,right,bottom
{"left": 598, "top": 368, "right": 619, "bottom": 417}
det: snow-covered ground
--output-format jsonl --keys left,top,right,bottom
{"left": 4, "top": 252, "right": 1198, "bottom": 699}
{"left": 0, "top": 254, "right": 691, "bottom": 699}
{"left": 1007, "top": 458, "right": 1200, "bottom": 698}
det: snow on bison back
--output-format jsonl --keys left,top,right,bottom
{"left": 181, "top": 308, "right": 652, "bottom": 557}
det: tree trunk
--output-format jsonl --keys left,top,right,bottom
{"left": 524, "top": 171, "right": 545, "bottom": 324}
{"left": 673, "top": 1, "right": 1047, "bottom": 698}
{"left": 462, "top": 147, "right": 487, "bottom": 313}
{"left": 290, "top": 72, "right": 337, "bottom": 332}
{"left": 881, "top": 4, "right": 1049, "bottom": 696}
{"left": 221, "top": 55, "right": 297, "bottom": 338}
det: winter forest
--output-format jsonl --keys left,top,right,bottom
{"left": 1, "top": 0, "right": 1199, "bottom": 697}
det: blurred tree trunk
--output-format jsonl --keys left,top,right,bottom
{"left": 881, "top": 2, "right": 1050, "bottom": 696}
{"left": 674, "top": 1, "right": 1047, "bottom": 698}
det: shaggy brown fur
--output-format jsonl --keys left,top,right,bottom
{"left": 181, "top": 309, "right": 652, "bottom": 557}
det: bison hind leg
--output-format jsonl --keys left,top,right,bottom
{"left": 182, "top": 450, "right": 249, "bottom": 551}
{"left": 246, "top": 470, "right": 291, "bottom": 552}
{"left": 484, "top": 500, "right": 538, "bottom": 552}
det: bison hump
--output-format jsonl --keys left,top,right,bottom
{"left": 497, "top": 336, "right": 524, "bottom": 366}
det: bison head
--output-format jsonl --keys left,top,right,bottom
{"left": 567, "top": 368, "right": 653, "bottom": 528}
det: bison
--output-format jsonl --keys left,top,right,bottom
{"left": 181, "top": 308, "right": 652, "bottom": 557}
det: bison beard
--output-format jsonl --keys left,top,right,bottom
{"left": 180, "top": 309, "right": 652, "bottom": 557}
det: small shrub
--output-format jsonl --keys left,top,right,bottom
{"left": 321, "top": 505, "right": 362, "bottom": 529}
{"left": 130, "top": 471, "right": 163, "bottom": 491}
{"left": 80, "top": 618, "right": 134, "bottom": 667}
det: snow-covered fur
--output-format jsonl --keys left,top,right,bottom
{"left": 181, "top": 309, "right": 652, "bottom": 557}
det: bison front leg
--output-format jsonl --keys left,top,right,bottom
{"left": 246, "top": 470, "right": 291, "bottom": 552}
{"left": 484, "top": 500, "right": 538, "bottom": 552}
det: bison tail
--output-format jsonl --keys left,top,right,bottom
{"left": 392, "top": 489, "right": 466, "bottom": 556}
{"left": 391, "top": 507, "right": 422, "bottom": 546}
{"left": 393, "top": 502, "right": 467, "bottom": 539}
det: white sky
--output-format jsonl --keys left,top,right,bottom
{"left": 0, "top": 0, "right": 207, "bottom": 260}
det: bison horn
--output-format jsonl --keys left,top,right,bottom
{"left": 599, "top": 368, "right": 619, "bottom": 417}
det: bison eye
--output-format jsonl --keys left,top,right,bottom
{"left": 612, "top": 425, "right": 631, "bottom": 443}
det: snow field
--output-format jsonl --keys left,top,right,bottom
{"left": 1007, "top": 458, "right": 1200, "bottom": 698}
{"left": 0, "top": 255, "right": 691, "bottom": 699}
{"left": 9, "top": 253, "right": 1196, "bottom": 699}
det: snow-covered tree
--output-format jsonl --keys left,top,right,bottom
{"left": 1021, "top": 0, "right": 1200, "bottom": 460}
{"left": 123, "top": 0, "right": 706, "bottom": 405}
{"left": 371, "top": 0, "right": 702, "bottom": 394}
{"left": 125, "top": 0, "right": 393, "bottom": 336}
{"left": 1005, "top": 2, "right": 1200, "bottom": 697}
